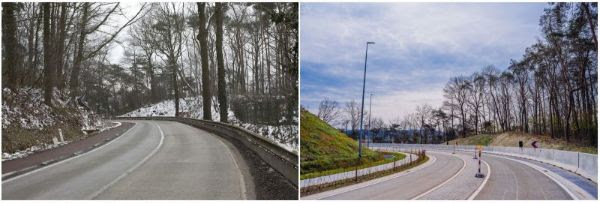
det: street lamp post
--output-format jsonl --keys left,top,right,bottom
{"left": 358, "top": 41, "right": 374, "bottom": 160}
{"left": 368, "top": 93, "right": 374, "bottom": 148}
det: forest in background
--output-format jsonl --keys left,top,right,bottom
{"left": 314, "top": 3, "right": 597, "bottom": 149}
{"left": 2, "top": 2, "right": 298, "bottom": 153}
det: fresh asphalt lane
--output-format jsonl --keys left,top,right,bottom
{"left": 308, "top": 148, "right": 579, "bottom": 200}
{"left": 2, "top": 120, "right": 251, "bottom": 200}
{"left": 474, "top": 152, "right": 571, "bottom": 200}
{"left": 320, "top": 151, "right": 464, "bottom": 200}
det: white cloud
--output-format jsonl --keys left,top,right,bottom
{"left": 301, "top": 3, "right": 547, "bottom": 123}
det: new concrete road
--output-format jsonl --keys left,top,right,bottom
{"left": 305, "top": 149, "right": 596, "bottom": 200}
{"left": 2, "top": 120, "right": 253, "bottom": 200}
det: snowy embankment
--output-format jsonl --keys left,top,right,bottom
{"left": 119, "top": 97, "right": 298, "bottom": 152}
{"left": 2, "top": 88, "right": 119, "bottom": 161}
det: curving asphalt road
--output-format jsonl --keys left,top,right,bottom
{"left": 304, "top": 148, "right": 590, "bottom": 200}
{"left": 475, "top": 153, "right": 571, "bottom": 200}
{"left": 2, "top": 120, "right": 253, "bottom": 200}
{"left": 316, "top": 151, "right": 464, "bottom": 200}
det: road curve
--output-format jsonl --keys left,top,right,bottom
{"left": 2, "top": 120, "right": 252, "bottom": 200}
{"left": 319, "top": 151, "right": 464, "bottom": 200}
{"left": 475, "top": 152, "right": 571, "bottom": 200}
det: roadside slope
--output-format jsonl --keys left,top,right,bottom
{"left": 448, "top": 132, "right": 596, "bottom": 154}
{"left": 300, "top": 109, "right": 382, "bottom": 176}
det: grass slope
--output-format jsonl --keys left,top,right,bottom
{"left": 301, "top": 109, "right": 390, "bottom": 177}
{"left": 448, "top": 132, "right": 597, "bottom": 154}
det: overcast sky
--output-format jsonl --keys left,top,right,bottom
{"left": 300, "top": 2, "right": 548, "bottom": 124}
{"left": 106, "top": 2, "right": 143, "bottom": 64}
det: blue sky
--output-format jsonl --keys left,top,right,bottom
{"left": 300, "top": 3, "right": 548, "bottom": 124}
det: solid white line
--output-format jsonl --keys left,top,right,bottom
{"left": 2, "top": 122, "right": 138, "bottom": 183}
{"left": 487, "top": 153, "right": 579, "bottom": 200}
{"left": 411, "top": 152, "right": 467, "bottom": 200}
{"left": 87, "top": 121, "right": 165, "bottom": 199}
{"left": 304, "top": 153, "right": 437, "bottom": 200}
{"left": 468, "top": 159, "right": 491, "bottom": 200}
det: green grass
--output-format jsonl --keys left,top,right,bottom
{"left": 300, "top": 109, "right": 388, "bottom": 176}
{"left": 301, "top": 151, "right": 406, "bottom": 179}
{"left": 301, "top": 152, "right": 428, "bottom": 196}
{"left": 449, "top": 134, "right": 494, "bottom": 146}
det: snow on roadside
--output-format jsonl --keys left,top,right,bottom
{"left": 1, "top": 141, "right": 70, "bottom": 161}
{"left": 119, "top": 97, "right": 298, "bottom": 153}
{"left": 1, "top": 121, "right": 122, "bottom": 162}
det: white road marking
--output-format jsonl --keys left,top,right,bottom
{"left": 412, "top": 152, "right": 467, "bottom": 200}
{"left": 2, "top": 122, "right": 138, "bottom": 183}
{"left": 468, "top": 159, "right": 491, "bottom": 200}
{"left": 87, "top": 121, "right": 165, "bottom": 199}
{"left": 303, "top": 153, "right": 437, "bottom": 200}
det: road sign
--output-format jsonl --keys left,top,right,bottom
{"left": 531, "top": 141, "right": 538, "bottom": 148}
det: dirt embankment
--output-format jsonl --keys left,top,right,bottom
{"left": 2, "top": 122, "right": 135, "bottom": 177}
{"left": 449, "top": 132, "right": 597, "bottom": 154}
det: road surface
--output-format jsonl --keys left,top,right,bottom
{"left": 312, "top": 151, "right": 465, "bottom": 199}
{"left": 304, "top": 149, "right": 591, "bottom": 200}
{"left": 474, "top": 152, "right": 571, "bottom": 200}
{"left": 3, "top": 120, "right": 253, "bottom": 200}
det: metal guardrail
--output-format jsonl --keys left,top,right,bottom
{"left": 116, "top": 117, "right": 299, "bottom": 186}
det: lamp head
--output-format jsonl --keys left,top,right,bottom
{"left": 367, "top": 42, "right": 375, "bottom": 45}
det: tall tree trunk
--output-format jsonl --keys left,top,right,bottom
{"left": 2, "top": 2, "right": 19, "bottom": 90}
{"left": 171, "top": 57, "right": 179, "bottom": 117}
{"left": 197, "top": 3, "right": 212, "bottom": 120}
{"left": 147, "top": 55, "right": 157, "bottom": 103}
{"left": 55, "top": 3, "right": 68, "bottom": 89}
{"left": 215, "top": 2, "right": 228, "bottom": 123}
{"left": 42, "top": 3, "right": 55, "bottom": 106}
{"left": 70, "top": 2, "right": 89, "bottom": 102}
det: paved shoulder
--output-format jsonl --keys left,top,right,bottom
{"left": 475, "top": 154, "right": 571, "bottom": 200}
{"left": 505, "top": 154, "right": 597, "bottom": 199}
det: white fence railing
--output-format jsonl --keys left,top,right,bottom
{"left": 369, "top": 143, "right": 598, "bottom": 183}
{"left": 300, "top": 148, "right": 420, "bottom": 188}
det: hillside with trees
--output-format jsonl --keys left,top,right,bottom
{"left": 2, "top": 2, "right": 298, "bottom": 156}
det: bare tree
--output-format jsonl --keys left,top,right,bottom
{"left": 197, "top": 2, "right": 211, "bottom": 120}
{"left": 317, "top": 97, "right": 340, "bottom": 124}
{"left": 214, "top": 2, "right": 227, "bottom": 122}
{"left": 344, "top": 100, "right": 361, "bottom": 138}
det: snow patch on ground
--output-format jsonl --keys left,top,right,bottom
{"left": 2, "top": 88, "right": 104, "bottom": 131}
{"left": 1, "top": 141, "right": 70, "bottom": 161}
{"left": 119, "top": 97, "right": 298, "bottom": 152}
{"left": 3, "top": 88, "right": 56, "bottom": 129}
{"left": 1, "top": 121, "right": 122, "bottom": 161}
